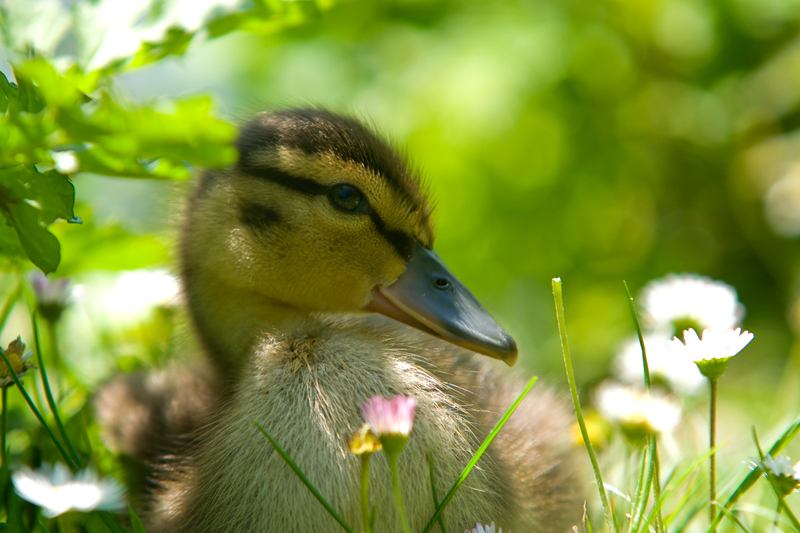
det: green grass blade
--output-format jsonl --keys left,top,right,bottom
{"left": 97, "top": 510, "right": 129, "bottom": 533}
{"left": 421, "top": 375, "right": 538, "bottom": 533}
{"left": 623, "top": 281, "right": 651, "bottom": 389}
{"left": 623, "top": 281, "right": 662, "bottom": 533}
{"left": 31, "top": 314, "right": 82, "bottom": 469}
{"left": 713, "top": 503, "right": 753, "bottom": 533}
{"left": 649, "top": 448, "right": 717, "bottom": 531}
{"left": 254, "top": 422, "right": 355, "bottom": 533}
{"left": 428, "top": 451, "right": 447, "bottom": 533}
{"left": 0, "top": 348, "right": 77, "bottom": 472}
{"left": 707, "top": 416, "right": 800, "bottom": 532}
{"left": 777, "top": 497, "right": 800, "bottom": 531}
{"left": 629, "top": 445, "right": 650, "bottom": 532}
{"left": 129, "top": 506, "right": 148, "bottom": 533}
{"left": 661, "top": 474, "right": 699, "bottom": 528}
{"left": 552, "top": 278, "right": 616, "bottom": 533}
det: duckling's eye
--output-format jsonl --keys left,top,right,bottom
{"left": 329, "top": 184, "right": 368, "bottom": 213}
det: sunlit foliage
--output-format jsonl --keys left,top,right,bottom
{"left": 1, "top": 0, "right": 800, "bottom": 530}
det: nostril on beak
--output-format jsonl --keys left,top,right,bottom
{"left": 433, "top": 277, "right": 450, "bottom": 290}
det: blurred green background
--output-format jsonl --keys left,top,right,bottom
{"left": 4, "top": 0, "right": 800, "bottom": 398}
{"left": 2, "top": 1, "right": 800, "bottom": 528}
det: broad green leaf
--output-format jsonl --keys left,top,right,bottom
{"left": 30, "top": 170, "right": 78, "bottom": 225}
{"left": 2, "top": 197, "right": 60, "bottom": 273}
{"left": 0, "top": 166, "right": 76, "bottom": 273}
{"left": 0, "top": 222, "right": 28, "bottom": 263}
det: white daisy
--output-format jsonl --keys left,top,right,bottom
{"left": 12, "top": 463, "right": 125, "bottom": 518}
{"left": 596, "top": 382, "right": 682, "bottom": 438}
{"left": 640, "top": 273, "right": 744, "bottom": 334}
{"left": 666, "top": 328, "right": 754, "bottom": 363}
{"left": 613, "top": 334, "right": 706, "bottom": 395}
{"left": 665, "top": 328, "right": 753, "bottom": 381}
{"left": 466, "top": 522, "right": 502, "bottom": 533}
{"left": 754, "top": 454, "right": 800, "bottom": 496}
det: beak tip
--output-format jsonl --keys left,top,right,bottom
{"left": 500, "top": 336, "right": 519, "bottom": 367}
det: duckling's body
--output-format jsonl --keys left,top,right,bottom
{"left": 107, "top": 109, "right": 581, "bottom": 532}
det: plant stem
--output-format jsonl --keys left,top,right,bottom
{"left": 0, "top": 348, "right": 77, "bottom": 472}
{"left": 1, "top": 386, "right": 7, "bottom": 468}
{"left": 361, "top": 453, "right": 371, "bottom": 533}
{"left": 33, "top": 315, "right": 81, "bottom": 468}
{"left": 389, "top": 453, "right": 410, "bottom": 533}
{"left": 552, "top": 278, "right": 616, "bottom": 533}
{"left": 709, "top": 378, "right": 717, "bottom": 532}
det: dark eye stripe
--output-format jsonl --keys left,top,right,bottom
{"left": 240, "top": 201, "right": 282, "bottom": 231}
{"left": 369, "top": 211, "right": 414, "bottom": 261}
{"left": 240, "top": 164, "right": 328, "bottom": 196}
{"left": 239, "top": 163, "right": 414, "bottom": 260}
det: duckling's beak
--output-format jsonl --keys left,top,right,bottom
{"left": 367, "top": 242, "right": 518, "bottom": 366}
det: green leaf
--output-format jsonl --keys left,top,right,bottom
{"left": 129, "top": 506, "right": 148, "bottom": 533}
{"left": 2, "top": 199, "right": 60, "bottom": 273}
{"left": 31, "top": 170, "right": 77, "bottom": 225}
{"left": 0, "top": 69, "right": 45, "bottom": 114}
{"left": 0, "top": 166, "right": 76, "bottom": 273}
{"left": 129, "top": 27, "right": 196, "bottom": 69}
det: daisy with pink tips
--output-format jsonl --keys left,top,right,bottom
{"left": 361, "top": 395, "right": 417, "bottom": 438}
{"left": 360, "top": 394, "right": 417, "bottom": 533}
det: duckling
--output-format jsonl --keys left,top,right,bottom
{"left": 104, "top": 108, "right": 582, "bottom": 532}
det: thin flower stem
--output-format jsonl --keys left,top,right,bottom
{"left": 552, "top": 278, "right": 616, "bottom": 533}
{"left": 0, "top": 348, "right": 77, "bottom": 472}
{"left": 1, "top": 386, "right": 7, "bottom": 468}
{"left": 773, "top": 502, "right": 781, "bottom": 532}
{"left": 32, "top": 315, "right": 82, "bottom": 469}
{"left": 361, "top": 453, "right": 371, "bottom": 533}
{"left": 389, "top": 453, "right": 410, "bottom": 533}
{"left": 709, "top": 378, "right": 717, "bottom": 532}
{"left": 254, "top": 422, "right": 355, "bottom": 533}
{"left": 428, "top": 451, "right": 447, "bottom": 533}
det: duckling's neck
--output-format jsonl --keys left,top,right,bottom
{"left": 182, "top": 267, "right": 320, "bottom": 379}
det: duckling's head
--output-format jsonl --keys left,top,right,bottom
{"left": 182, "top": 109, "right": 517, "bottom": 366}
